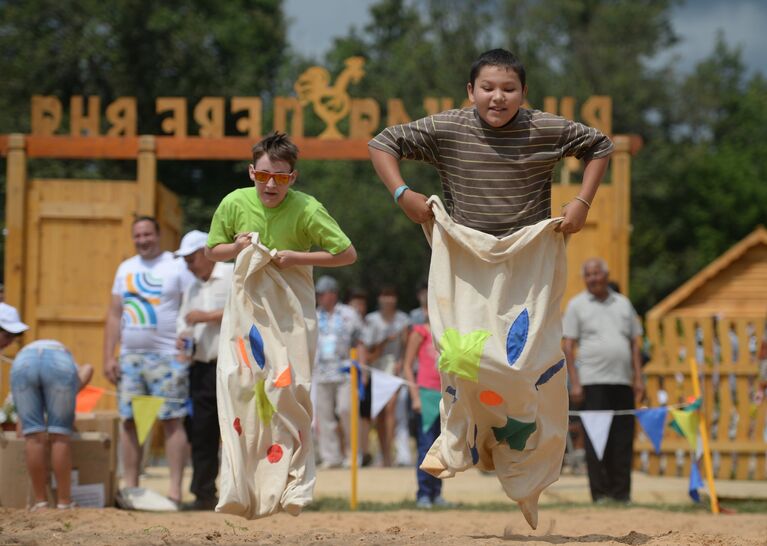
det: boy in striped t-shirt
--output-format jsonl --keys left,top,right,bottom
{"left": 368, "top": 48, "right": 613, "bottom": 236}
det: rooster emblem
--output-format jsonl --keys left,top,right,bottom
{"left": 294, "top": 57, "right": 365, "bottom": 139}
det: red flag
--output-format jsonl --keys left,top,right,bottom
{"left": 76, "top": 385, "right": 104, "bottom": 413}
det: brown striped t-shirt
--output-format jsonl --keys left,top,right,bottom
{"left": 368, "top": 107, "right": 614, "bottom": 236}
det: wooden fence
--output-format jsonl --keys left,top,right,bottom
{"left": 639, "top": 314, "right": 767, "bottom": 479}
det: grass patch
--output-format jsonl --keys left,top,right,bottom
{"left": 307, "top": 496, "right": 767, "bottom": 514}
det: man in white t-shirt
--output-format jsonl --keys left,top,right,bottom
{"left": 562, "top": 258, "right": 644, "bottom": 503}
{"left": 103, "top": 216, "right": 194, "bottom": 507}
{"left": 175, "top": 230, "right": 232, "bottom": 510}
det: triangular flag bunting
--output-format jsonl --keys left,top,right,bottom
{"left": 419, "top": 387, "right": 441, "bottom": 433}
{"left": 370, "top": 368, "right": 405, "bottom": 419}
{"left": 689, "top": 459, "right": 704, "bottom": 502}
{"left": 580, "top": 410, "right": 614, "bottom": 461}
{"left": 75, "top": 385, "right": 104, "bottom": 413}
{"left": 635, "top": 407, "right": 668, "bottom": 455}
{"left": 671, "top": 409, "right": 699, "bottom": 451}
{"left": 132, "top": 395, "right": 165, "bottom": 445}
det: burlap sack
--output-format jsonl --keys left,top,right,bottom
{"left": 216, "top": 235, "right": 317, "bottom": 519}
{"left": 421, "top": 197, "right": 569, "bottom": 529}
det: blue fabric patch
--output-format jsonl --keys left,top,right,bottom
{"left": 249, "top": 325, "right": 266, "bottom": 369}
{"left": 470, "top": 424, "right": 479, "bottom": 465}
{"left": 446, "top": 385, "right": 458, "bottom": 403}
{"left": 506, "top": 309, "right": 529, "bottom": 365}
{"left": 535, "top": 359, "right": 565, "bottom": 390}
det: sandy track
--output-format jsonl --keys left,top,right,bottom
{"left": 1, "top": 507, "right": 765, "bottom": 545}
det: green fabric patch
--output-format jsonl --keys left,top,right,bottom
{"left": 254, "top": 379, "right": 275, "bottom": 425}
{"left": 492, "top": 417, "right": 537, "bottom": 451}
{"left": 437, "top": 328, "right": 491, "bottom": 382}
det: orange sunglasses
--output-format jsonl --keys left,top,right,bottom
{"left": 252, "top": 169, "right": 293, "bottom": 185}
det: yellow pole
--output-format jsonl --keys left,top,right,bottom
{"left": 349, "top": 348, "right": 359, "bottom": 510}
{"left": 688, "top": 358, "right": 719, "bottom": 514}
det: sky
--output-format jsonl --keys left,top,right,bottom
{"left": 284, "top": 0, "right": 767, "bottom": 76}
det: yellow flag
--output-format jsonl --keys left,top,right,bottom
{"left": 671, "top": 409, "right": 699, "bottom": 451}
{"left": 132, "top": 395, "right": 165, "bottom": 445}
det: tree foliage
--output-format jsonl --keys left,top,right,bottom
{"left": 1, "top": 0, "right": 764, "bottom": 312}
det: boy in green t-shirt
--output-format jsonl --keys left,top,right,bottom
{"left": 206, "top": 132, "right": 356, "bottom": 268}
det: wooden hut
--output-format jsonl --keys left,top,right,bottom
{"left": 640, "top": 226, "right": 767, "bottom": 480}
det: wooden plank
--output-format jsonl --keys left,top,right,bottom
{"left": 36, "top": 305, "right": 105, "bottom": 322}
{"left": 137, "top": 136, "right": 156, "bottom": 216}
{"left": 38, "top": 201, "right": 125, "bottom": 220}
{"left": 5, "top": 135, "right": 374, "bottom": 161}
{"left": 4, "top": 135, "right": 27, "bottom": 316}
{"left": 24, "top": 185, "right": 41, "bottom": 342}
{"left": 27, "top": 135, "right": 139, "bottom": 159}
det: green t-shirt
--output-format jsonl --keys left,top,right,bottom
{"left": 207, "top": 187, "right": 352, "bottom": 255}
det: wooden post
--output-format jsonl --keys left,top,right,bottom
{"left": 611, "top": 135, "right": 632, "bottom": 296}
{"left": 4, "top": 134, "right": 27, "bottom": 312}
{"left": 349, "top": 348, "right": 359, "bottom": 510}
{"left": 137, "top": 135, "right": 157, "bottom": 216}
{"left": 689, "top": 358, "right": 720, "bottom": 514}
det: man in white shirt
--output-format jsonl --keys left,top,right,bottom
{"left": 175, "top": 230, "right": 233, "bottom": 510}
{"left": 103, "top": 216, "right": 194, "bottom": 507}
{"left": 563, "top": 258, "right": 645, "bottom": 503}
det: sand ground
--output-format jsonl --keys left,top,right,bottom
{"left": 1, "top": 467, "right": 765, "bottom": 545}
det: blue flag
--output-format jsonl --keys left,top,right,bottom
{"left": 689, "top": 460, "right": 704, "bottom": 502}
{"left": 636, "top": 407, "right": 667, "bottom": 454}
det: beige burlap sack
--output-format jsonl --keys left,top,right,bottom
{"left": 216, "top": 235, "right": 317, "bottom": 519}
{"left": 421, "top": 197, "right": 569, "bottom": 529}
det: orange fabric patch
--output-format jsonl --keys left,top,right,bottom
{"left": 274, "top": 366, "right": 292, "bottom": 388}
{"left": 479, "top": 390, "right": 504, "bottom": 406}
{"left": 237, "top": 337, "right": 251, "bottom": 369}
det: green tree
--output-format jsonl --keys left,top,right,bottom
{"left": 0, "top": 0, "right": 287, "bottom": 233}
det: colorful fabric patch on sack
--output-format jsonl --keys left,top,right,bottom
{"left": 535, "top": 359, "right": 565, "bottom": 390}
{"left": 446, "top": 386, "right": 458, "bottom": 403}
{"left": 275, "top": 366, "right": 292, "bottom": 388}
{"left": 479, "top": 390, "right": 504, "bottom": 406}
{"left": 492, "top": 416, "right": 537, "bottom": 451}
{"left": 233, "top": 417, "right": 242, "bottom": 436}
{"left": 254, "top": 379, "right": 275, "bottom": 425}
{"left": 438, "top": 328, "right": 491, "bottom": 382}
{"left": 506, "top": 309, "right": 529, "bottom": 366}
{"left": 267, "top": 444, "right": 283, "bottom": 463}
{"left": 249, "top": 325, "right": 266, "bottom": 369}
{"left": 470, "top": 424, "right": 479, "bottom": 465}
{"left": 236, "top": 337, "right": 251, "bottom": 369}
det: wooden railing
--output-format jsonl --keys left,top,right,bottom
{"left": 638, "top": 313, "right": 767, "bottom": 479}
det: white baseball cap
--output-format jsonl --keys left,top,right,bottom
{"left": 175, "top": 230, "right": 209, "bottom": 257}
{"left": 0, "top": 303, "right": 29, "bottom": 334}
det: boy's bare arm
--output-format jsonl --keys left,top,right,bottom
{"left": 272, "top": 245, "right": 357, "bottom": 269}
{"left": 557, "top": 155, "right": 610, "bottom": 234}
{"left": 204, "top": 233, "right": 252, "bottom": 262}
{"left": 369, "top": 147, "right": 433, "bottom": 224}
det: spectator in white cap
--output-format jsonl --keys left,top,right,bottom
{"left": 0, "top": 302, "right": 28, "bottom": 348}
{"left": 313, "top": 276, "right": 367, "bottom": 468}
{"left": 176, "top": 230, "right": 233, "bottom": 510}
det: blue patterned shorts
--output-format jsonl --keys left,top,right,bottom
{"left": 118, "top": 352, "right": 189, "bottom": 420}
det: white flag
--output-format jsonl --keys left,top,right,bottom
{"left": 370, "top": 368, "right": 406, "bottom": 419}
{"left": 580, "top": 410, "right": 614, "bottom": 461}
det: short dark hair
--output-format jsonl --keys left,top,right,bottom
{"left": 252, "top": 131, "right": 299, "bottom": 169}
{"left": 378, "top": 285, "right": 398, "bottom": 298}
{"left": 132, "top": 215, "right": 160, "bottom": 233}
{"left": 347, "top": 287, "right": 368, "bottom": 301}
{"left": 469, "top": 49, "right": 526, "bottom": 88}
